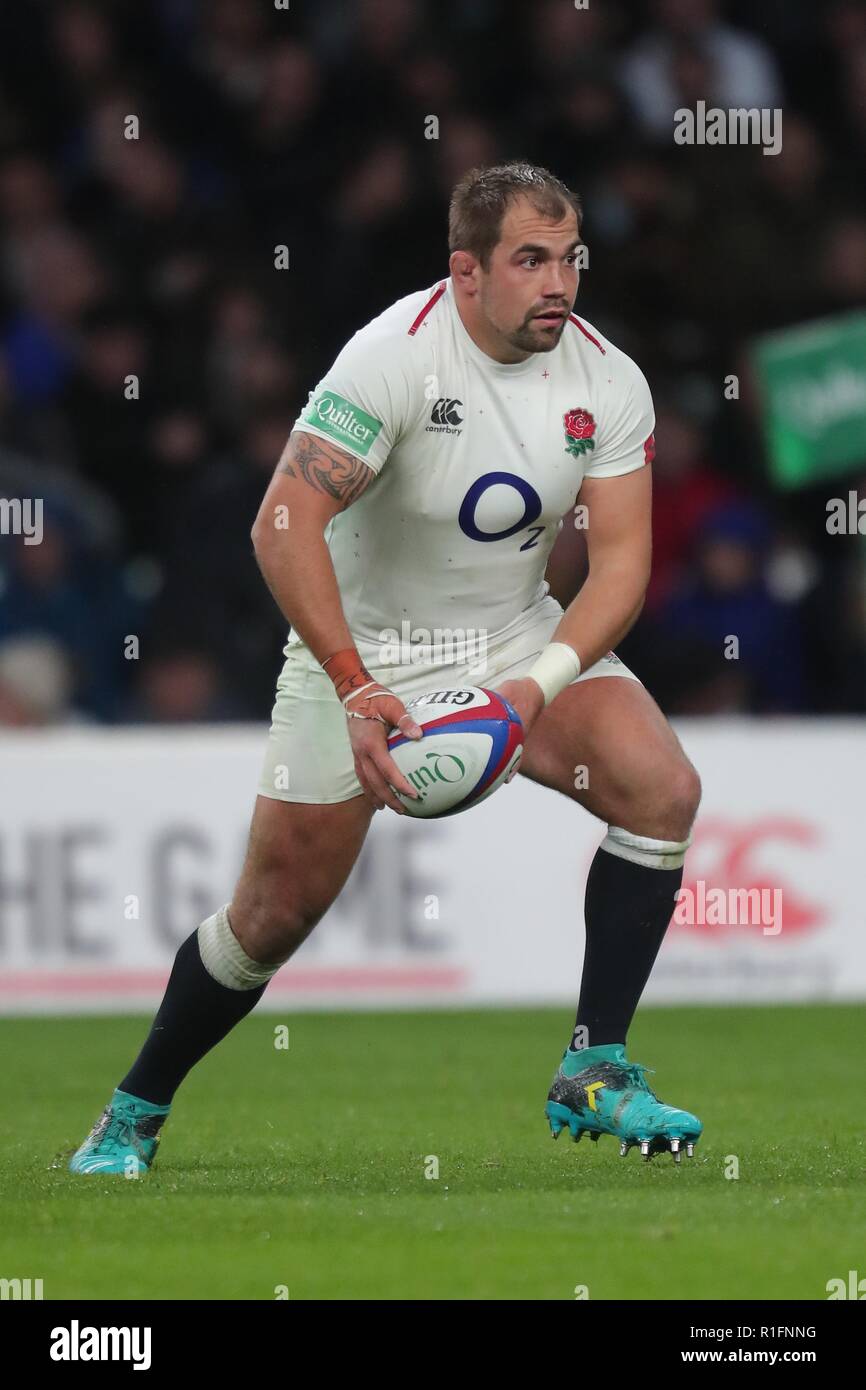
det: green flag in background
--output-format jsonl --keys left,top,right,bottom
{"left": 752, "top": 312, "right": 866, "bottom": 489}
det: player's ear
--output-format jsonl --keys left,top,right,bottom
{"left": 449, "top": 250, "right": 479, "bottom": 293}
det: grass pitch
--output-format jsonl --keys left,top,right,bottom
{"left": 0, "top": 1004, "right": 862, "bottom": 1300}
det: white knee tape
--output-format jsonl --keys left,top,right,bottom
{"left": 600, "top": 825, "right": 691, "bottom": 871}
{"left": 197, "top": 905, "right": 279, "bottom": 990}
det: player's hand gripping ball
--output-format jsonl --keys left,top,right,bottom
{"left": 386, "top": 686, "right": 523, "bottom": 818}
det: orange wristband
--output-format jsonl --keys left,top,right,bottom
{"left": 322, "top": 648, "right": 375, "bottom": 703}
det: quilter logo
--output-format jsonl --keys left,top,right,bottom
{"left": 50, "top": 1321, "right": 152, "bottom": 1370}
{"left": 406, "top": 750, "right": 467, "bottom": 800}
{"left": 302, "top": 390, "right": 383, "bottom": 457}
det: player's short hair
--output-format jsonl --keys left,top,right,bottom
{"left": 448, "top": 162, "right": 582, "bottom": 269}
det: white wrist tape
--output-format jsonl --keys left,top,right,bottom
{"left": 526, "top": 642, "right": 582, "bottom": 705}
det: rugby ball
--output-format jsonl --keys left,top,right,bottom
{"left": 387, "top": 686, "right": 523, "bottom": 818}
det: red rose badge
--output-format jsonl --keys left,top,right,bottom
{"left": 563, "top": 407, "right": 596, "bottom": 457}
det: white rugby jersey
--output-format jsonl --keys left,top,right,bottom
{"left": 291, "top": 278, "right": 655, "bottom": 660}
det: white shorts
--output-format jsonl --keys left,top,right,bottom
{"left": 257, "top": 598, "right": 640, "bottom": 804}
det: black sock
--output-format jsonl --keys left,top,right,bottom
{"left": 118, "top": 930, "right": 269, "bottom": 1106}
{"left": 572, "top": 846, "right": 683, "bottom": 1049}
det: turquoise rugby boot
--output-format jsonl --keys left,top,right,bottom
{"left": 69, "top": 1089, "right": 171, "bottom": 1175}
{"left": 545, "top": 1043, "right": 702, "bottom": 1162}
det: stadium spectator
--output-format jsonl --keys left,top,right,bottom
{"left": 0, "top": 634, "right": 77, "bottom": 726}
{"left": 646, "top": 404, "right": 740, "bottom": 613}
{"left": 658, "top": 502, "right": 806, "bottom": 712}
{"left": 620, "top": 0, "right": 782, "bottom": 140}
{"left": 124, "top": 642, "right": 243, "bottom": 723}
{"left": 0, "top": 0, "right": 862, "bottom": 723}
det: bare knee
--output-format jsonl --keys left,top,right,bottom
{"left": 615, "top": 754, "right": 701, "bottom": 844}
{"left": 227, "top": 795, "right": 371, "bottom": 967}
{"left": 229, "top": 864, "right": 326, "bottom": 966}
{"left": 657, "top": 758, "right": 702, "bottom": 842}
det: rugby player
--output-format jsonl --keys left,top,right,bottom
{"left": 71, "top": 163, "right": 703, "bottom": 1173}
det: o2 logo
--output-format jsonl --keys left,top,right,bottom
{"left": 458, "top": 471, "right": 545, "bottom": 550}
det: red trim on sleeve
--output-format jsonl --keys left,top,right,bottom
{"left": 408, "top": 281, "right": 447, "bottom": 335}
{"left": 568, "top": 314, "right": 606, "bottom": 355}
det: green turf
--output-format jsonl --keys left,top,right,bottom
{"left": 0, "top": 1005, "right": 862, "bottom": 1300}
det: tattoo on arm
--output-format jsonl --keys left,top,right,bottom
{"left": 278, "top": 431, "right": 374, "bottom": 505}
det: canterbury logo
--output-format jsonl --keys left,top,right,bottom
{"left": 430, "top": 398, "right": 463, "bottom": 426}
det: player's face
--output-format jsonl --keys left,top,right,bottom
{"left": 480, "top": 198, "right": 581, "bottom": 356}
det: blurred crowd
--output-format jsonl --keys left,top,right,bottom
{"left": 1, "top": 0, "right": 865, "bottom": 725}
